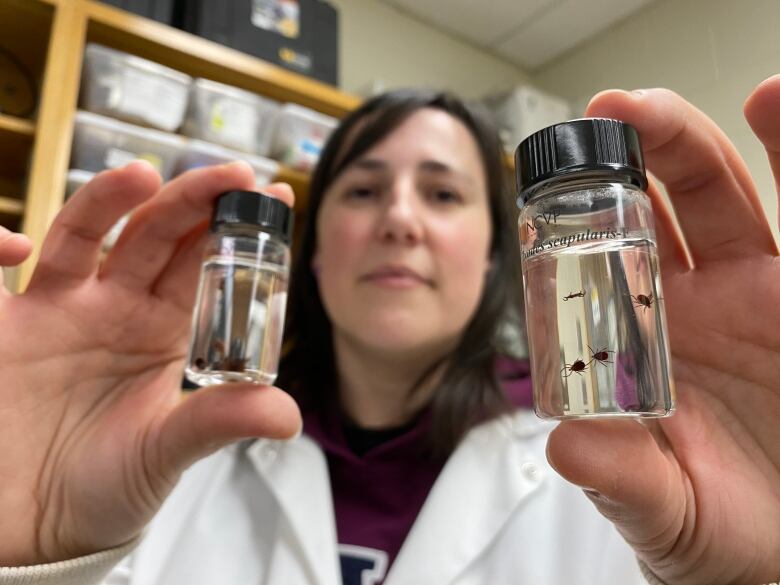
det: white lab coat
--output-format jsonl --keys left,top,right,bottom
{"left": 106, "top": 409, "right": 650, "bottom": 585}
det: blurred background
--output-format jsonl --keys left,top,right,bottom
{"left": 1, "top": 0, "right": 777, "bottom": 292}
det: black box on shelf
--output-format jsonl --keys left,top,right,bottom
{"left": 97, "top": 0, "right": 177, "bottom": 25}
{"left": 179, "top": 0, "right": 339, "bottom": 87}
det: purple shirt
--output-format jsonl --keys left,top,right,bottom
{"left": 303, "top": 357, "right": 533, "bottom": 585}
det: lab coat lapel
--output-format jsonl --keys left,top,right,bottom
{"left": 247, "top": 435, "right": 342, "bottom": 585}
{"left": 385, "top": 411, "right": 548, "bottom": 585}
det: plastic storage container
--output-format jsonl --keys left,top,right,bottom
{"left": 176, "top": 139, "right": 280, "bottom": 188}
{"left": 72, "top": 110, "right": 187, "bottom": 180}
{"left": 516, "top": 118, "right": 675, "bottom": 420}
{"left": 81, "top": 44, "right": 192, "bottom": 132}
{"left": 181, "top": 78, "right": 279, "bottom": 155}
{"left": 66, "top": 168, "right": 129, "bottom": 251}
{"left": 270, "top": 103, "right": 338, "bottom": 172}
{"left": 484, "top": 85, "right": 571, "bottom": 154}
{"left": 65, "top": 169, "right": 96, "bottom": 198}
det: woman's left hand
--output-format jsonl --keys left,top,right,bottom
{"left": 547, "top": 77, "right": 780, "bottom": 584}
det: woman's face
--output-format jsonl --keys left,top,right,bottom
{"left": 314, "top": 108, "right": 493, "bottom": 358}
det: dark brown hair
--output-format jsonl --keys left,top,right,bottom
{"left": 277, "top": 88, "right": 522, "bottom": 457}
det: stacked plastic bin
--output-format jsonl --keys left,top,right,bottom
{"left": 71, "top": 43, "right": 340, "bottom": 249}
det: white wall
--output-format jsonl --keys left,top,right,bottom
{"left": 533, "top": 0, "right": 780, "bottom": 243}
{"left": 331, "top": 0, "right": 531, "bottom": 99}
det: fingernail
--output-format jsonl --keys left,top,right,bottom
{"left": 631, "top": 89, "right": 646, "bottom": 97}
{"left": 224, "top": 160, "right": 252, "bottom": 171}
{"left": 124, "top": 159, "right": 156, "bottom": 171}
{"left": 583, "top": 488, "right": 608, "bottom": 502}
{"left": 289, "top": 423, "right": 303, "bottom": 441}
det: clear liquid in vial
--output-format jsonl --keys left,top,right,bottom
{"left": 185, "top": 255, "right": 289, "bottom": 387}
{"left": 523, "top": 239, "right": 675, "bottom": 418}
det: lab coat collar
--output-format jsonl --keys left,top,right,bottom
{"left": 247, "top": 408, "right": 552, "bottom": 585}
{"left": 246, "top": 435, "right": 342, "bottom": 585}
{"left": 385, "top": 409, "right": 549, "bottom": 584}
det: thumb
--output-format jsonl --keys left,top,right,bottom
{"left": 157, "top": 383, "right": 302, "bottom": 474}
{"left": 546, "top": 419, "right": 687, "bottom": 564}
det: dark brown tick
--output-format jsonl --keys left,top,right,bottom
{"left": 588, "top": 345, "right": 614, "bottom": 367}
{"left": 563, "top": 290, "right": 585, "bottom": 301}
{"left": 561, "top": 359, "right": 588, "bottom": 378}
{"left": 631, "top": 292, "right": 661, "bottom": 313}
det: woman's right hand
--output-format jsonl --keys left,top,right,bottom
{"left": 0, "top": 161, "right": 301, "bottom": 566}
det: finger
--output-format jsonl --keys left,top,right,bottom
{"left": 744, "top": 74, "right": 780, "bottom": 231}
{"left": 0, "top": 228, "right": 33, "bottom": 266}
{"left": 0, "top": 228, "right": 33, "bottom": 294}
{"left": 546, "top": 419, "right": 685, "bottom": 561}
{"left": 156, "top": 383, "right": 302, "bottom": 475}
{"left": 586, "top": 88, "right": 777, "bottom": 265}
{"left": 645, "top": 174, "right": 693, "bottom": 272}
{"left": 29, "top": 162, "right": 161, "bottom": 288}
{"left": 152, "top": 183, "right": 296, "bottom": 312}
{"left": 100, "top": 162, "right": 257, "bottom": 292}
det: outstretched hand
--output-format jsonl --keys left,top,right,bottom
{"left": 0, "top": 161, "right": 301, "bottom": 566}
{"left": 547, "top": 78, "right": 780, "bottom": 584}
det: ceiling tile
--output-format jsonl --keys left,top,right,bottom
{"left": 381, "top": 0, "right": 559, "bottom": 46}
{"left": 495, "top": 0, "right": 654, "bottom": 69}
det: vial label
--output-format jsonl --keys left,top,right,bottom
{"left": 523, "top": 237, "right": 675, "bottom": 417}
{"left": 520, "top": 208, "right": 631, "bottom": 261}
{"left": 186, "top": 254, "right": 288, "bottom": 387}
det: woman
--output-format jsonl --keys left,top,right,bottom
{"left": 0, "top": 81, "right": 778, "bottom": 585}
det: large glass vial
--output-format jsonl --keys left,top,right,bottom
{"left": 516, "top": 119, "right": 675, "bottom": 419}
{"left": 185, "top": 190, "right": 293, "bottom": 387}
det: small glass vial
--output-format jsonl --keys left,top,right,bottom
{"left": 185, "top": 190, "right": 293, "bottom": 387}
{"left": 515, "top": 118, "right": 675, "bottom": 419}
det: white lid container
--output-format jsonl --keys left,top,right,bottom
{"left": 71, "top": 110, "right": 187, "bottom": 180}
{"left": 65, "top": 169, "right": 96, "bottom": 198}
{"left": 81, "top": 44, "right": 192, "bottom": 133}
{"left": 270, "top": 103, "right": 338, "bottom": 172}
{"left": 483, "top": 85, "right": 571, "bottom": 153}
{"left": 176, "top": 139, "right": 280, "bottom": 187}
{"left": 181, "top": 78, "right": 280, "bottom": 156}
{"left": 65, "top": 168, "right": 128, "bottom": 251}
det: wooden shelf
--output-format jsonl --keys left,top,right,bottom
{"left": 0, "top": 0, "right": 54, "bottom": 116}
{"left": 0, "top": 196, "right": 24, "bottom": 216}
{"left": 275, "top": 165, "right": 312, "bottom": 212}
{"left": 0, "top": 128, "right": 33, "bottom": 199}
{"left": 83, "top": 1, "right": 361, "bottom": 119}
{"left": 0, "top": 113, "right": 35, "bottom": 137}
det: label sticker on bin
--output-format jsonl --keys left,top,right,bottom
{"left": 210, "top": 100, "right": 256, "bottom": 149}
{"left": 252, "top": 0, "right": 300, "bottom": 38}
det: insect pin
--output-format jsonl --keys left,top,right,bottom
{"left": 588, "top": 345, "right": 614, "bottom": 368}
{"left": 631, "top": 292, "right": 661, "bottom": 313}
{"left": 563, "top": 289, "right": 585, "bottom": 301}
{"left": 561, "top": 358, "right": 588, "bottom": 378}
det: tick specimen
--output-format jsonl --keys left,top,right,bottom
{"left": 563, "top": 289, "right": 585, "bottom": 301}
{"left": 561, "top": 358, "right": 589, "bottom": 378}
{"left": 631, "top": 292, "right": 661, "bottom": 313}
{"left": 588, "top": 345, "right": 614, "bottom": 367}
{"left": 561, "top": 346, "right": 615, "bottom": 380}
